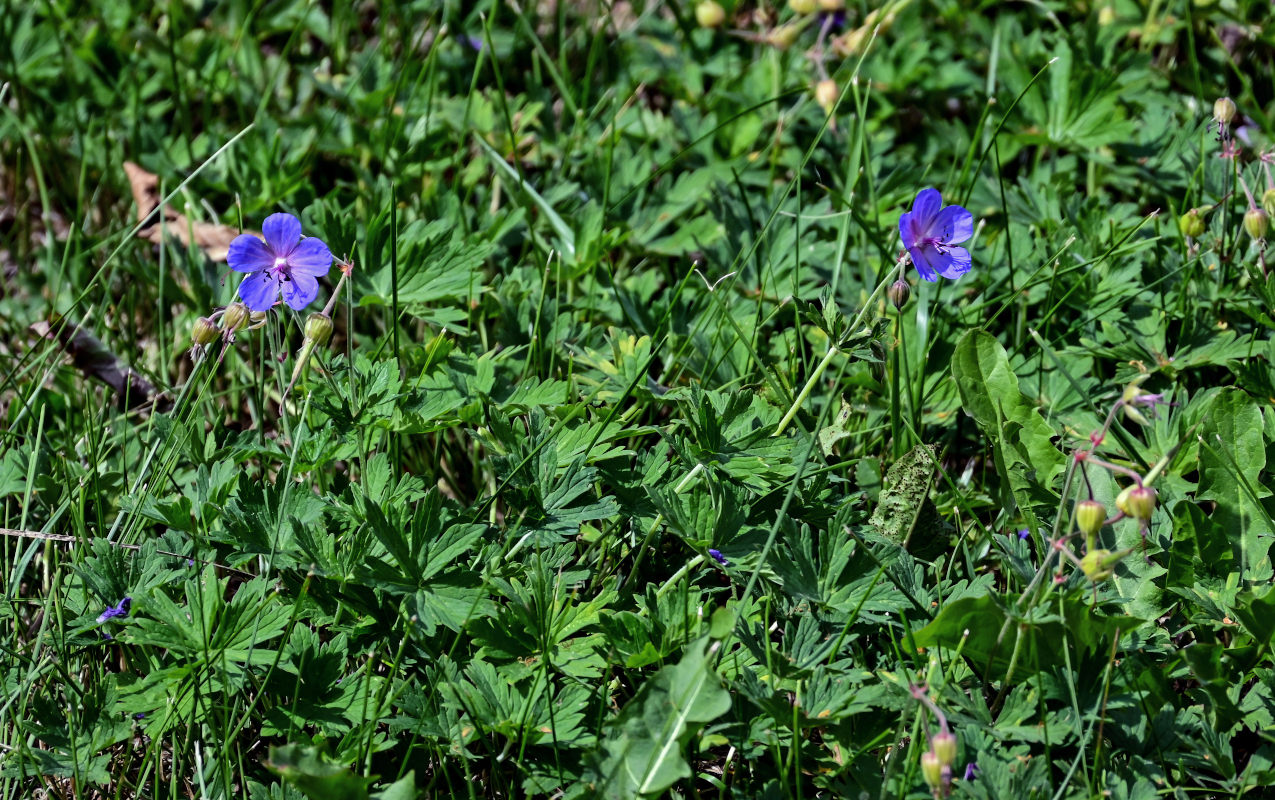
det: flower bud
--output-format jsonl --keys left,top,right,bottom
{"left": 1178, "top": 208, "right": 1205, "bottom": 238}
{"left": 191, "top": 316, "right": 219, "bottom": 347}
{"left": 815, "top": 79, "right": 839, "bottom": 114}
{"left": 1081, "top": 548, "right": 1116, "bottom": 582}
{"left": 695, "top": 0, "right": 726, "bottom": 27}
{"left": 888, "top": 279, "right": 911, "bottom": 309}
{"left": 920, "top": 750, "right": 945, "bottom": 791}
{"left": 930, "top": 731, "right": 957, "bottom": 767}
{"left": 1263, "top": 189, "right": 1275, "bottom": 217}
{"left": 1097, "top": 4, "right": 1116, "bottom": 24}
{"left": 767, "top": 25, "right": 799, "bottom": 49}
{"left": 1244, "top": 208, "right": 1269, "bottom": 241}
{"left": 1115, "top": 485, "right": 1156, "bottom": 521}
{"left": 222, "top": 302, "right": 250, "bottom": 335}
{"left": 1213, "top": 97, "right": 1237, "bottom": 125}
{"left": 818, "top": 0, "right": 845, "bottom": 9}
{"left": 1075, "top": 499, "right": 1107, "bottom": 538}
{"left": 304, "top": 312, "right": 334, "bottom": 346}
{"left": 789, "top": 0, "right": 818, "bottom": 12}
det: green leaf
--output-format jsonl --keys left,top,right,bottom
{"left": 594, "top": 637, "right": 731, "bottom": 798}
{"left": 266, "top": 744, "right": 373, "bottom": 800}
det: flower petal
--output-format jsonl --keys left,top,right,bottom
{"left": 261, "top": 213, "right": 302, "bottom": 256}
{"left": 935, "top": 246, "right": 971, "bottom": 279}
{"left": 286, "top": 237, "right": 333, "bottom": 277}
{"left": 935, "top": 204, "right": 974, "bottom": 245}
{"left": 227, "top": 234, "right": 275, "bottom": 273}
{"left": 909, "top": 246, "right": 939, "bottom": 282}
{"left": 281, "top": 272, "right": 319, "bottom": 310}
{"left": 898, "top": 211, "right": 916, "bottom": 250}
{"left": 910, "top": 188, "right": 942, "bottom": 229}
{"left": 239, "top": 270, "right": 281, "bottom": 311}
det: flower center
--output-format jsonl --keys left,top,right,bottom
{"left": 919, "top": 236, "right": 950, "bottom": 254}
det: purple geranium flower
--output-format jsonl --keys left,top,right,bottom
{"left": 228, "top": 213, "right": 332, "bottom": 312}
{"left": 899, "top": 188, "right": 974, "bottom": 282}
{"left": 708, "top": 549, "right": 728, "bottom": 566}
{"left": 97, "top": 596, "right": 131, "bottom": 623}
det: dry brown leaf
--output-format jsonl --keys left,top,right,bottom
{"left": 123, "top": 161, "right": 251, "bottom": 262}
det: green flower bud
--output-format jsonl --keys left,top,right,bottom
{"left": 1075, "top": 499, "right": 1107, "bottom": 538}
{"left": 304, "top": 312, "right": 334, "bottom": 346}
{"left": 1081, "top": 548, "right": 1116, "bottom": 582}
{"left": 789, "top": 0, "right": 818, "bottom": 12}
{"left": 222, "top": 302, "right": 250, "bottom": 335}
{"left": 920, "top": 750, "right": 945, "bottom": 791}
{"left": 888, "top": 279, "right": 911, "bottom": 309}
{"left": 1213, "top": 97, "right": 1237, "bottom": 125}
{"left": 1178, "top": 208, "right": 1205, "bottom": 238}
{"left": 1244, "top": 208, "right": 1269, "bottom": 241}
{"left": 695, "top": 1, "right": 726, "bottom": 27}
{"left": 1115, "top": 485, "right": 1156, "bottom": 521}
{"left": 1097, "top": 4, "right": 1116, "bottom": 24}
{"left": 818, "top": 0, "right": 845, "bottom": 9}
{"left": 930, "top": 731, "right": 957, "bottom": 768}
{"left": 1263, "top": 189, "right": 1275, "bottom": 218}
{"left": 191, "top": 316, "right": 219, "bottom": 347}
{"left": 767, "top": 24, "right": 799, "bottom": 49}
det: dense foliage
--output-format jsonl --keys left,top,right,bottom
{"left": 2, "top": 0, "right": 1275, "bottom": 797}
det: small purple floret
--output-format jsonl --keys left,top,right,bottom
{"left": 963, "top": 762, "right": 979, "bottom": 781}
{"left": 1018, "top": 528, "right": 1030, "bottom": 540}
{"left": 97, "top": 596, "right": 131, "bottom": 623}
{"left": 708, "top": 549, "right": 728, "bottom": 566}
{"left": 899, "top": 188, "right": 974, "bottom": 282}
{"left": 228, "top": 212, "right": 332, "bottom": 312}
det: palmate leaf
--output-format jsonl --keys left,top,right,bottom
{"left": 590, "top": 636, "right": 731, "bottom": 798}
{"left": 266, "top": 744, "right": 373, "bottom": 800}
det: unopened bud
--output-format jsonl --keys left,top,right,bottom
{"left": 1081, "top": 548, "right": 1117, "bottom": 582}
{"left": 304, "top": 312, "right": 334, "bottom": 346}
{"left": 920, "top": 750, "right": 945, "bottom": 791}
{"left": 1097, "top": 4, "right": 1116, "bottom": 24}
{"left": 1263, "top": 189, "right": 1275, "bottom": 217}
{"left": 1116, "top": 485, "right": 1156, "bottom": 521}
{"left": 1075, "top": 499, "right": 1107, "bottom": 538}
{"left": 1213, "top": 97, "right": 1237, "bottom": 125}
{"left": 815, "top": 79, "right": 838, "bottom": 114}
{"left": 1244, "top": 208, "right": 1269, "bottom": 240}
{"left": 695, "top": 0, "right": 726, "bottom": 27}
{"left": 818, "top": 0, "right": 845, "bottom": 9}
{"left": 930, "top": 731, "right": 957, "bottom": 768}
{"left": 789, "top": 0, "right": 818, "bottom": 12}
{"left": 888, "top": 279, "right": 911, "bottom": 309}
{"left": 222, "top": 302, "right": 250, "bottom": 335}
{"left": 191, "top": 316, "right": 219, "bottom": 347}
{"left": 768, "top": 25, "right": 799, "bottom": 49}
{"left": 1178, "top": 208, "right": 1205, "bottom": 238}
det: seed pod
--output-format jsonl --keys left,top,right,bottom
{"left": 1213, "top": 97, "right": 1237, "bottom": 126}
{"left": 1178, "top": 208, "right": 1205, "bottom": 238}
{"left": 1244, "top": 208, "right": 1269, "bottom": 241}
{"left": 1075, "top": 499, "right": 1107, "bottom": 538}
{"left": 695, "top": 0, "right": 726, "bottom": 27}
{"left": 888, "top": 279, "right": 911, "bottom": 309}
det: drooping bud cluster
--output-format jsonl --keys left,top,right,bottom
{"left": 188, "top": 302, "right": 263, "bottom": 362}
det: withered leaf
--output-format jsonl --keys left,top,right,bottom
{"left": 123, "top": 161, "right": 251, "bottom": 262}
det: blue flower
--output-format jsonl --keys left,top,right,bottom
{"left": 97, "top": 596, "right": 131, "bottom": 623}
{"left": 708, "top": 549, "right": 728, "bottom": 566}
{"left": 899, "top": 188, "right": 974, "bottom": 282}
{"left": 1018, "top": 528, "right": 1030, "bottom": 540}
{"left": 228, "top": 213, "right": 332, "bottom": 312}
